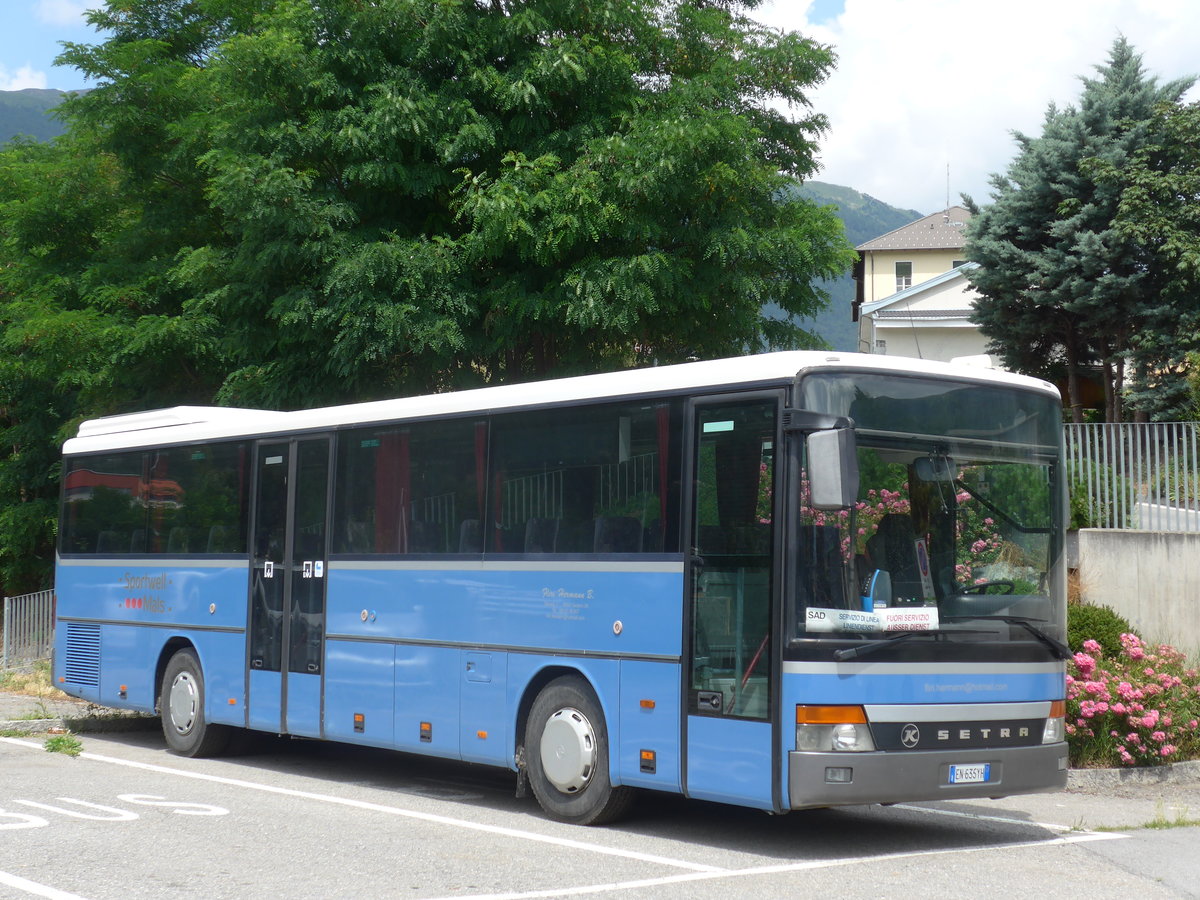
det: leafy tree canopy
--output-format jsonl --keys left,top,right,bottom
{"left": 53, "top": 0, "right": 854, "bottom": 408}
{"left": 0, "top": 0, "right": 853, "bottom": 591}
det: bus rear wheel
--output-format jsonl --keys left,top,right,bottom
{"left": 160, "top": 648, "right": 231, "bottom": 758}
{"left": 524, "top": 676, "right": 633, "bottom": 825}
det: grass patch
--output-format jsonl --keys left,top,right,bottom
{"left": 43, "top": 733, "right": 82, "bottom": 757}
{"left": 1143, "top": 801, "right": 1200, "bottom": 829}
{"left": 0, "top": 660, "right": 68, "bottom": 699}
{"left": 1092, "top": 802, "right": 1200, "bottom": 832}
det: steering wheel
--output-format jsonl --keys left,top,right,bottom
{"left": 961, "top": 580, "right": 1015, "bottom": 595}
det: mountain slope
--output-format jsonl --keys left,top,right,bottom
{"left": 0, "top": 89, "right": 71, "bottom": 144}
{"left": 776, "top": 182, "right": 922, "bottom": 352}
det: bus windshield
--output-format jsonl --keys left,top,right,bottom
{"left": 792, "top": 371, "right": 1066, "bottom": 648}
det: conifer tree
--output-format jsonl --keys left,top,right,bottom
{"left": 1087, "top": 99, "right": 1200, "bottom": 418}
{"left": 965, "top": 38, "right": 1193, "bottom": 422}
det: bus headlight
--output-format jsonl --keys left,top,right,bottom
{"left": 1043, "top": 699, "right": 1066, "bottom": 744}
{"left": 795, "top": 705, "right": 876, "bottom": 752}
{"left": 831, "top": 723, "right": 875, "bottom": 752}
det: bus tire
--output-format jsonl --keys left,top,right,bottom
{"left": 524, "top": 676, "right": 633, "bottom": 825}
{"left": 160, "top": 648, "right": 231, "bottom": 758}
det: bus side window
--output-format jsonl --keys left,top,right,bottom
{"left": 333, "top": 419, "right": 481, "bottom": 556}
{"left": 488, "top": 401, "right": 678, "bottom": 556}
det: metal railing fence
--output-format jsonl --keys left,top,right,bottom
{"left": 1, "top": 589, "right": 56, "bottom": 671}
{"left": 1064, "top": 422, "right": 1200, "bottom": 532}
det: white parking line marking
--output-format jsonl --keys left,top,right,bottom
{"left": 893, "top": 802, "right": 1080, "bottom": 832}
{"left": 427, "top": 831, "right": 1126, "bottom": 900}
{"left": 0, "top": 737, "right": 721, "bottom": 874}
{"left": 13, "top": 799, "right": 140, "bottom": 821}
{"left": 3, "top": 736, "right": 1125, "bottom": 900}
{"left": 0, "top": 869, "right": 91, "bottom": 900}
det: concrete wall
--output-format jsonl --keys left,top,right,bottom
{"left": 867, "top": 325, "right": 986, "bottom": 364}
{"left": 1076, "top": 529, "right": 1200, "bottom": 657}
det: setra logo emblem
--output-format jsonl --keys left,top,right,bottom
{"left": 901, "top": 724, "right": 921, "bottom": 748}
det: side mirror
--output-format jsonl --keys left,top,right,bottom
{"left": 807, "top": 428, "right": 859, "bottom": 510}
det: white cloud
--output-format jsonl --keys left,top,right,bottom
{"left": 0, "top": 64, "right": 49, "bottom": 91}
{"left": 34, "top": 0, "right": 91, "bottom": 27}
{"left": 754, "top": 0, "right": 1200, "bottom": 213}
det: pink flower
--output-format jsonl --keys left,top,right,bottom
{"left": 1121, "top": 633, "right": 1146, "bottom": 660}
{"left": 1082, "top": 639, "right": 1101, "bottom": 654}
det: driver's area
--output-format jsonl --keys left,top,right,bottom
{"left": 794, "top": 442, "right": 1061, "bottom": 643}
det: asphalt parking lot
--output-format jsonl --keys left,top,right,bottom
{"left": 2, "top": 696, "right": 1200, "bottom": 900}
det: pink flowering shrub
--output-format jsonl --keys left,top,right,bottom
{"left": 1066, "top": 633, "right": 1200, "bottom": 767}
{"left": 800, "top": 477, "right": 1005, "bottom": 583}
{"left": 756, "top": 461, "right": 773, "bottom": 524}
{"left": 952, "top": 488, "right": 1005, "bottom": 586}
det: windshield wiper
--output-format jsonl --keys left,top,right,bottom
{"left": 941, "top": 615, "right": 1072, "bottom": 660}
{"left": 833, "top": 631, "right": 940, "bottom": 661}
{"left": 952, "top": 480, "right": 1051, "bottom": 535}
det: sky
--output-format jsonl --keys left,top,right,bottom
{"left": 2, "top": 0, "right": 1200, "bottom": 215}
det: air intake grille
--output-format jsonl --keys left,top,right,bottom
{"left": 64, "top": 623, "right": 101, "bottom": 687}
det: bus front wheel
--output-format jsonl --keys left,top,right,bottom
{"left": 524, "top": 676, "right": 633, "bottom": 825}
{"left": 160, "top": 648, "right": 230, "bottom": 758}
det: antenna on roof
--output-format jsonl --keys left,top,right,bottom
{"left": 944, "top": 163, "right": 950, "bottom": 222}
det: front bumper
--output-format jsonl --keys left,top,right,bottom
{"left": 788, "top": 742, "right": 1069, "bottom": 809}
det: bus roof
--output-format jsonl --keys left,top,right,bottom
{"left": 64, "top": 351, "right": 1059, "bottom": 455}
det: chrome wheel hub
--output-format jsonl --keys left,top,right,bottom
{"left": 539, "top": 707, "right": 596, "bottom": 793}
{"left": 168, "top": 671, "right": 198, "bottom": 736}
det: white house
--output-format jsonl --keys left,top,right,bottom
{"left": 851, "top": 207, "right": 997, "bottom": 367}
{"left": 858, "top": 262, "right": 997, "bottom": 364}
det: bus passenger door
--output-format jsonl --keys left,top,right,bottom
{"left": 247, "top": 437, "right": 331, "bottom": 738}
{"left": 684, "top": 395, "right": 780, "bottom": 811}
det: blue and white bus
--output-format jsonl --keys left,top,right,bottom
{"left": 54, "top": 351, "right": 1069, "bottom": 824}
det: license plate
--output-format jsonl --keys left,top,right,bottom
{"left": 948, "top": 763, "right": 990, "bottom": 784}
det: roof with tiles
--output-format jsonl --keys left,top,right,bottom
{"left": 856, "top": 205, "right": 972, "bottom": 252}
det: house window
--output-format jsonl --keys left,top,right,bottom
{"left": 895, "top": 261, "right": 912, "bottom": 291}
{"left": 952, "top": 259, "right": 966, "bottom": 268}
{"left": 874, "top": 339, "right": 887, "bottom": 355}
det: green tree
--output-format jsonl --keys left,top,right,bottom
{"left": 965, "top": 38, "right": 1194, "bottom": 422}
{"left": 0, "top": 0, "right": 853, "bottom": 590}
{"left": 1086, "top": 99, "right": 1200, "bottom": 417}
{"left": 0, "top": 134, "right": 127, "bottom": 594}
{"left": 0, "top": 0, "right": 241, "bottom": 591}
{"left": 170, "top": 0, "right": 853, "bottom": 406}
